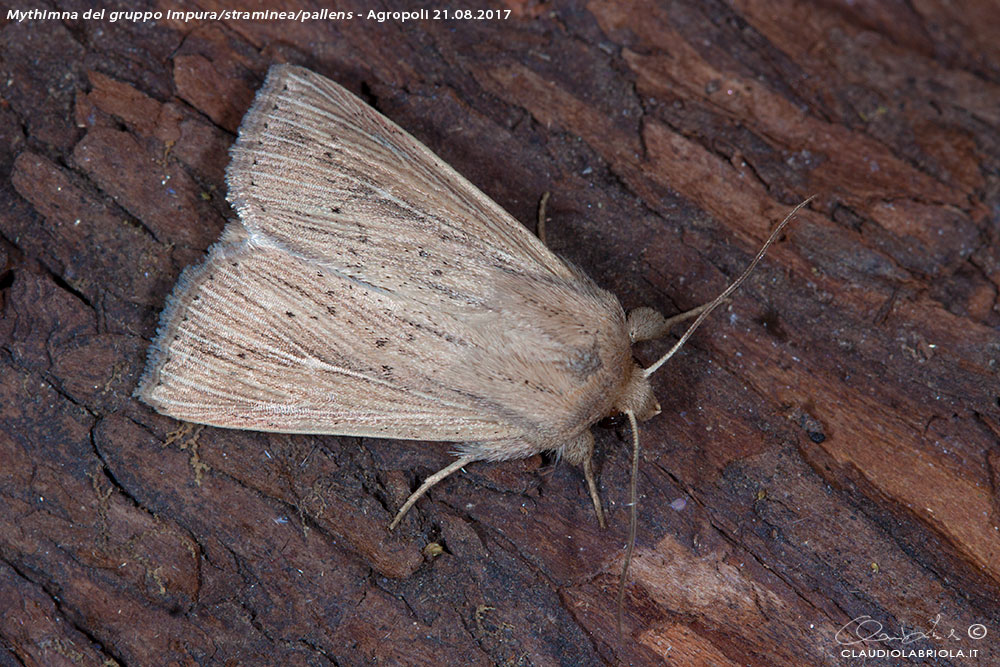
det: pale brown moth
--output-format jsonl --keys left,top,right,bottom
{"left": 136, "top": 64, "right": 806, "bottom": 632}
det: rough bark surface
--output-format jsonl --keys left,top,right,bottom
{"left": 1, "top": 1, "right": 998, "bottom": 665}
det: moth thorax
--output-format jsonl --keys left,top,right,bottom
{"left": 615, "top": 362, "right": 660, "bottom": 421}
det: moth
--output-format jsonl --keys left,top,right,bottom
{"left": 136, "top": 64, "right": 804, "bottom": 626}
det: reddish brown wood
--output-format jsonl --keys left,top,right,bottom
{"left": 1, "top": 2, "right": 998, "bottom": 664}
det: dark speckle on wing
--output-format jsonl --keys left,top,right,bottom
{"left": 567, "top": 343, "right": 602, "bottom": 378}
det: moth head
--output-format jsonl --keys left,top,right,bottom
{"left": 614, "top": 361, "right": 660, "bottom": 422}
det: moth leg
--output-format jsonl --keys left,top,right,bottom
{"left": 582, "top": 455, "right": 606, "bottom": 529}
{"left": 389, "top": 454, "right": 477, "bottom": 530}
{"left": 627, "top": 301, "right": 724, "bottom": 343}
{"left": 536, "top": 191, "right": 550, "bottom": 246}
{"left": 562, "top": 430, "right": 606, "bottom": 528}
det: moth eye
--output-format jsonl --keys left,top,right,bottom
{"left": 596, "top": 413, "right": 627, "bottom": 429}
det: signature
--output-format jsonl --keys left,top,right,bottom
{"left": 835, "top": 614, "right": 987, "bottom": 646}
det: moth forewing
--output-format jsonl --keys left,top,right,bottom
{"left": 225, "top": 65, "right": 574, "bottom": 289}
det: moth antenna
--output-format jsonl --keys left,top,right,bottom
{"left": 616, "top": 409, "right": 640, "bottom": 638}
{"left": 643, "top": 197, "right": 814, "bottom": 378}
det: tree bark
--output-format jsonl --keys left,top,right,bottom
{"left": 1, "top": 1, "right": 998, "bottom": 665}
